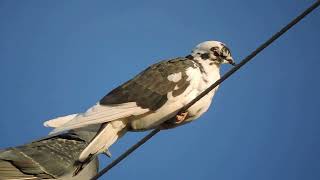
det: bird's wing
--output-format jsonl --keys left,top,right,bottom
{"left": 50, "top": 57, "right": 200, "bottom": 134}
{"left": 0, "top": 133, "right": 99, "bottom": 179}
{"left": 49, "top": 102, "right": 148, "bottom": 134}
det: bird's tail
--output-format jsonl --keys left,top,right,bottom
{"left": 78, "top": 120, "right": 127, "bottom": 162}
{"left": 0, "top": 132, "right": 99, "bottom": 180}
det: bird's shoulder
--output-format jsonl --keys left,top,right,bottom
{"left": 147, "top": 57, "right": 198, "bottom": 74}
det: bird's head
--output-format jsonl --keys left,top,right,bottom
{"left": 188, "top": 41, "right": 235, "bottom": 66}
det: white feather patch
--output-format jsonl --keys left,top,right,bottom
{"left": 43, "top": 114, "right": 78, "bottom": 128}
{"left": 49, "top": 102, "right": 149, "bottom": 134}
{"left": 79, "top": 120, "right": 127, "bottom": 161}
{"left": 167, "top": 72, "right": 182, "bottom": 82}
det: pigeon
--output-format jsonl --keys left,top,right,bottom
{"left": 0, "top": 128, "right": 99, "bottom": 179}
{"left": 44, "top": 40, "right": 235, "bottom": 167}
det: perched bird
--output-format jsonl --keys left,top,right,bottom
{"left": 0, "top": 128, "right": 99, "bottom": 179}
{"left": 44, "top": 40, "right": 235, "bottom": 172}
{"left": 0, "top": 40, "right": 235, "bottom": 179}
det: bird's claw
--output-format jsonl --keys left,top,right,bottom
{"left": 175, "top": 112, "right": 188, "bottom": 124}
{"left": 103, "top": 149, "right": 112, "bottom": 158}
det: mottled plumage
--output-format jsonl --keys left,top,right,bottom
{"left": 100, "top": 57, "right": 198, "bottom": 111}
{"left": 42, "top": 40, "right": 235, "bottom": 172}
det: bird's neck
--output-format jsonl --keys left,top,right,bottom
{"left": 188, "top": 57, "right": 220, "bottom": 90}
{"left": 192, "top": 56, "right": 221, "bottom": 85}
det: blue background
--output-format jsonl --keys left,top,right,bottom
{"left": 1, "top": 0, "right": 320, "bottom": 179}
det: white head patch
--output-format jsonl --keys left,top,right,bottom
{"left": 192, "top": 41, "right": 224, "bottom": 54}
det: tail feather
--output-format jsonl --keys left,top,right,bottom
{"left": 43, "top": 114, "right": 78, "bottom": 128}
{"left": 79, "top": 120, "right": 127, "bottom": 162}
{"left": 0, "top": 159, "right": 44, "bottom": 179}
{"left": 48, "top": 103, "right": 148, "bottom": 135}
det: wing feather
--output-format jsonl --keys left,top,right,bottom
{"left": 50, "top": 103, "right": 148, "bottom": 134}
{"left": 48, "top": 57, "right": 200, "bottom": 134}
{"left": 44, "top": 114, "right": 78, "bottom": 128}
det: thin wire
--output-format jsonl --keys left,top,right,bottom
{"left": 91, "top": 1, "right": 320, "bottom": 179}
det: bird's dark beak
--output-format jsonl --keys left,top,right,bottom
{"left": 227, "top": 58, "right": 236, "bottom": 66}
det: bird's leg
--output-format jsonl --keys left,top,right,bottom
{"left": 175, "top": 112, "right": 189, "bottom": 124}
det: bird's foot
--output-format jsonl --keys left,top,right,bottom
{"left": 103, "top": 149, "right": 112, "bottom": 158}
{"left": 175, "top": 112, "right": 188, "bottom": 124}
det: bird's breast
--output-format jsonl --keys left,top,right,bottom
{"left": 129, "top": 66, "right": 220, "bottom": 131}
{"left": 185, "top": 66, "right": 220, "bottom": 121}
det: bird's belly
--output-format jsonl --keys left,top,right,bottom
{"left": 129, "top": 101, "right": 183, "bottom": 131}
{"left": 129, "top": 88, "right": 216, "bottom": 131}
{"left": 185, "top": 90, "right": 215, "bottom": 121}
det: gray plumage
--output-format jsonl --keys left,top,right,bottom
{"left": 0, "top": 127, "right": 99, "bottom": 179}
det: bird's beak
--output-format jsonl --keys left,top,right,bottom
{"left": 226, "top": 58, "right": 236, "bottom": 66}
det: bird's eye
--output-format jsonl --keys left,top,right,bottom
{"left": 213, "top": 51, "right": 220, "bottom": 57}
{"left": 200, "top": 53, "right": 210, "bottom": 60}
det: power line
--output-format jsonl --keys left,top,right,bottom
{"left": 91, "top": 1, "right": 320, "bottom": 179}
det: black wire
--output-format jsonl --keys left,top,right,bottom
{"left": 91, "top": 1, "right": 320, "bottom": 179}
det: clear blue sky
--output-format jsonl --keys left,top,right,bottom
{"left": 0, "top": 1, "right": 320, "bottom": 179}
